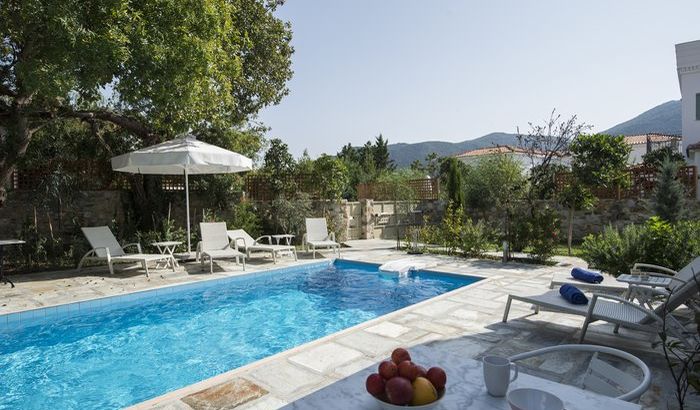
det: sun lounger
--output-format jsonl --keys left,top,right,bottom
{"left": 77, "top": 226, "right": 175, "bottom": 277}
{"left": 198, "top": 222, "right": 246, "bottom": 273}
{"left": 227, "top": 229, "right": 297, "bottom": 263}
{"left": 503, "top": 269, "right": 699, "bottom": 348}
{"left": 303, "top": 218, "right": 340, "bottom": 258}
{"left": 549, "top": 271, "right": 628, "bottom": 293}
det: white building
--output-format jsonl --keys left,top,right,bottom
{"left": 454, "top": 135, "right": 678, "bottom": 171}
{"left": 622, "top": 133, "right": 682, "bottom": 164}
{"left": 454, "top": 145, "right": 569, "bottom": 172}
{"left": 675, "top": 39, "right": 700, "bottom": 198}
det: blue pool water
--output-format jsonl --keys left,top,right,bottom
{"left": 0, "top": 260, "right": 478, "bottom": 409}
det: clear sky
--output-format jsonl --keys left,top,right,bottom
{"left": 258, "top": 1, "right": 700, "bottom": 157}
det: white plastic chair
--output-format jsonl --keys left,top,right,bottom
{"left": 227, "top": 229, "right": 297, "bottom": 263}
{"left": 509, "top": 344, "right": 651, "bottom": 402}
{"left": 302, "top": 218, "right": 340, "bottom": 258}
{"left": 198, "top": 222, "right": 246, "bottom": 273}
{"left": 77, "top": 226, "right": 175, "bottom": 277}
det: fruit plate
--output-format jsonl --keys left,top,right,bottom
{"left": 371, "top": 390, "right": 445, "bottom": 410}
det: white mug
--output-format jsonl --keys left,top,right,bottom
{"left": 483, "top": 355, "right": 518, "bottom": 397}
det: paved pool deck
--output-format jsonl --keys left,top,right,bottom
{"left": 0, "top": 245, "right": 694, "bottom": 409}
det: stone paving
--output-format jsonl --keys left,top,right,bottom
{"left": 1, "top": 246, "right": 697, "bottom": 409}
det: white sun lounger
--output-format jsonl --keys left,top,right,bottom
{"left": 227, "top": 229, "right": 297, "bottom": 263}
{"left": 198, "top": 222, "right": 246, "bottom": 273}
{"left": 303, "top": 218, "right": 340, "bottom": 258}
{"left": 503, "top": 269, "right": 699, "bottom": 348}
{"left": 629, "top": 256, "right": 700, "bottom": 297}
{"left": 77, "top": 226, "right": 175, "bottom": 277}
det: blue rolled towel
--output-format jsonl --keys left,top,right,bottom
{"left": 559, "top": 284, "right": 588, "bottom": 305}
{"left": 571, "top": 267, "right": 603, "bottom": 284}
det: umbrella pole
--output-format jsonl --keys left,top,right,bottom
{"left": 185, "top": 169, "right": 191, "bottom": 253}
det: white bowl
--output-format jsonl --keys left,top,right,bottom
{"left": 372, "top": 390, "right": 445, "bottom": 409}
{"left": 507, "top": 388, "right": 564, "bottom": 410}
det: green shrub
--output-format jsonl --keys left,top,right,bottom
{"left": 581, "top": 218, "right": 700, "bottom": 276}
{"left": 651, "top": 157, "right": 686, "bottom": 222}
{"left": 650, "top": 218, "right": 700, "bottom": 271}
{"left": 528, "top": 207, "right": 560, "bottom": 262}
{"left": 227, "top": 202, "right": 262, "bottom": 238}
{"left": 509, "top": 212, "right": 532, "bottom": 252}
{"left": 460, "top": 218, "right": 490, "bottom": 258}
{"left": 442, "top": 203, "right": 464, "bottom": 254}
{"left": 581, "top": 224, "right": 648, "bottom": 276}
{"left": 418, "top": 216, "right": 442, "bottom": 247}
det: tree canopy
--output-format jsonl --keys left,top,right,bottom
{"left": 570, "top": 134, "right": 631, "bottom": 188}
{"left": 0, "top": 0, "right": 293, "bottom": 204}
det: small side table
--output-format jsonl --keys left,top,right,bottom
{"left": 0, "top": 239, "right": 25, "bottom": 288}
{"left": 617, "top": 274, "right": 672, "bottom": 288}
{"left": 617, "top": 274, "right": 673, "bottom": 307}
{"left": 271, "top": 234, "right": 294, "bottom": 246}
{"left": 151, "top": 241, "right": 182, "bottom": 269}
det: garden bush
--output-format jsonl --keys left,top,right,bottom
{"left": 508, "top": 212, "right": 532, "bottom": 252}
{"left": 442, "top": 203, "right": 464, "bottom": 254}
{"left": 440, "top": 203, "right": 491, "bottom": 257}
{"left": 460, "top": 218, "right": 490, "bottom": 258}
{"left": 418, "top": 216, "right": 442, "bottom": 247}
{"left": 227, "top": 202, "right": 262, "bottom": 238}
{"left": 580, "top": 218, "right": 700, "bottom": 276}
{"left": 527, "top": 207, "right": 560, "bottom": 262}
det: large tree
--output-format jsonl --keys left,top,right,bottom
{"left": 0, "top": 0, "right": 293, "bottom": 205}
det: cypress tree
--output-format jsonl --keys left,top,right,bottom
{"left": 651, "top": 156, "right": 685, "bottom": 222}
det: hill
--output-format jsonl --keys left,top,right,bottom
{"left": 387, "top": 100, "right": 682, "bottom": 167}
{"left": 603, "top": 100, "right": 681, "bottom": 136}
{"left": 388, "top": 132, "right": 518, "bottom": 168}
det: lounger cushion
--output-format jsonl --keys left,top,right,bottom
{"left": 250, "top": 244, "right": 294, "bottom": 252}
{"left": 308, "top": 240, "right": 339, "bottom": 248}
{"left": 201, "top": 249, "right": 244, "bottom": 258}
{"left": 111, "top": 254, "right": 173, "bottom": 262}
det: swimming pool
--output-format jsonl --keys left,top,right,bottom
{"left": 0, "top": 260, "right": 479, "bottom": 409}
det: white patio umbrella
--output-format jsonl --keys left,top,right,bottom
{"left": 111, "top": 134, "right": 253, "bottom": 253}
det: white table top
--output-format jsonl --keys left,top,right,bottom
{"left": 282, "top": 345, "right": 639, "bottom": 410}
{"left": 0, "top": 239, "right": 25, "bottom": 246}
{"left": 271, "top": 234, "right": 295, "bottom": 238}
{"left": 151, "top": 241, "right": 182, "bottom": 246}
{"left": 617, "top": 274, "right": 672, "bottom": 287}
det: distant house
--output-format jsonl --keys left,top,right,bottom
{"left": 453, "top": 134, "right": 681, "bottom": 171}
{"left": 622, "top": 133, "right": 682, "bottom": 164}
{"left": 453, "top": 145, "right": 569, "bottom": 172}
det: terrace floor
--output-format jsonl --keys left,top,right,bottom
{"left": 1, "top": 244, "right": 697, "bottom": 409}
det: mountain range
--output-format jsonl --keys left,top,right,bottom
{"left": 388, "top": 100, "right": 682, "bottom": 167}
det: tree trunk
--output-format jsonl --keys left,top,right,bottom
{"left": 0, "top": 110, "right": 33, "bottom": 207}
{"left": 567, "top": 207, "right": 574, "bottom": 256}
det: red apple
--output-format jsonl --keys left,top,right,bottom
{"left": 391, "top": 347, "right": 411, "bottom": 365}
{"left": 378, "top": 360, "right": 398, "bottom": 379}
{"left": 398, "top": 360, "right": 420, "bottom": 381}
{"left": 385, "top": 376, "right": 414, "bottom": 405}
{"left": 426, "top": 367, "right": 447, "bottom": 390}
{"left": 366, "top": 373, "right": 385, "bottom": 396}
{"left": 416, "top": 365, "right": 428, "bottom": 379}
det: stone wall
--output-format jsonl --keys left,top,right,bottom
{"left": 2, "top": 188, "right": 691, "bottom": 243}
{"left": 0, "top": 190, "right": 127, "bottom": 236}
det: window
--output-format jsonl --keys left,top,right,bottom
{"left": 697, "top": 93, "right": 700, "bottom": 120}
